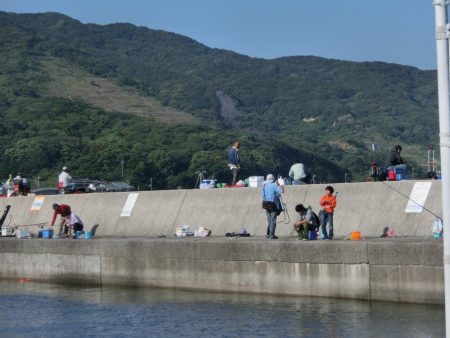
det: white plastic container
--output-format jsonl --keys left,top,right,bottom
{"left": 16, "top": 229, "right": 30, "bottom": 238}
{"left": 1, "top": 227, "right": 14, "bottom": 237}
{"left": 248, "top": 176, "right": 264, "bottom": 188}
{"left": 199, "top": 179, "right": 217, "bottom": 189}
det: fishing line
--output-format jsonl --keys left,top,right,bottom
{"left": 381, "top": 181, "right": 441, "bottom": 219}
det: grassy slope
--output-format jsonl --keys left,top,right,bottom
{"left": 42, "top": 57, "right": 199, "bottom": 125}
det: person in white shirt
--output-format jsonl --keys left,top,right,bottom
{"left": 288, "top": 162, "right": 307, "bottom": 185}
{"left": 58, "top": 166, "right": 72, "bottom": 193}
{"left": 63, "top": 212, "right": 84, "bottom": 238}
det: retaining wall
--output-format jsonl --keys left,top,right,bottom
{"left": 0, "top": 237, "right": 443, "bottom": 304}
{"left": 0, "top": 180, "right": 441, "bottom": 237}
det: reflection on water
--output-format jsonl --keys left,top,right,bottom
{"left": 0, "top": 280, "right": 444, "bottom": 338}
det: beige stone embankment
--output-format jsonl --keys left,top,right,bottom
{"left": 0, "top": 180, "right": 442, "bottom": 237}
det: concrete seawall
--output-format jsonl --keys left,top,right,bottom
{"left": 0, "top": 181, "right": 443, "bottom": 304}
{"left": 0, "top": 237, "right": 443, "bottom": 304}
{"left": 0, "top": 180, "right": 442, "bottom": 237}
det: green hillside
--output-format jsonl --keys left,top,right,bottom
{"left": 0, "top": 11, "right": 440, "bottom": 187}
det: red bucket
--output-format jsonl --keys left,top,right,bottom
{"left": 387, "top": 170, "right": 396, "bottom": 181}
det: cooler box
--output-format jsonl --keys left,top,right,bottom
{"left": 199, "top": 179, "right": 216, "bottom": 189}
{"left": 16, "top": 230, "right": 30, "bottom": 238}
{"left": 394, "top": 164, "right": 407, "bottom": 180}
{"left": 248, "top": 176, "right": 264, "bottom": 188}
{"left": 39, "top": 229, "right": 53, "bottom": 238}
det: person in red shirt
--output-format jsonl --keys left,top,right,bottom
{"left": 50, "top": 203, "right": 71, "bottom": 235}
{"left": 319, "top": 186, "right": 337, "bottom": 240}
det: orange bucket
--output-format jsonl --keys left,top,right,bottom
{"left": 351, "top": 231, "right": 361, "bottom": 240}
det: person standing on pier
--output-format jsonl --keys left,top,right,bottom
{"left": 319, "top": 186, "right": 336, "bottom": 240}
{"left": 58, "top": 166, "right": 72, "bottom": 194}
{"left": 227, "top": 141, "right": 241, "bottom": 185}
{"left": 262, "top": 174, "right": 284, "bottom": 239}
{"left": 288, "top": 162, "right": 307, "bottom": 185}
{"left": 388, "top": 145, "right": 403, "bottom": 166}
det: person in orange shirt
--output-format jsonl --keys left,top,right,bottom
{"left": 320, "top": 186, "right": 337, "bottom": 240}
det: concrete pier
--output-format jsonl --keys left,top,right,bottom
{"left": 0, "top": 181, "right": 444, "bottom": 304}
{"left": 0, "top": 237, "right": 443, "bottom": 304}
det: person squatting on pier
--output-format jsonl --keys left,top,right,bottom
{"left": 63, "top": 212, "right": 84, "bottom": 238}
{"left": 261, "top": 174, "right": 284, "bottom": 239}
{"left": 319, "top": 186, "right": 337, "bottom": 240}
{"left": 293, "top": 204, "right": 318, "bottom": 240}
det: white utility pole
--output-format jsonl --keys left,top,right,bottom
{"left": 434, "top": 1, "right": 450, "bottom": 335}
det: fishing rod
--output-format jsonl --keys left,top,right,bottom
{"left": 14, "top": 222, "right": 47, "bottom": 229}
{"left": 0, "top": 205, "right": 11, "bottom": 227}
{"left": 277, "top": 194, "right": 290, "bottom": 224}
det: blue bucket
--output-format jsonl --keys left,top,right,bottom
{"left": 40, "top": 229, "right": 53, "bottom": 239}
{"left": 84, "top": 231, "right": 92, "bottom": 239}
{"left": 308, "top": 230, "right": 317, "bottom": 240}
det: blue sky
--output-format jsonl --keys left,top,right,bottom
{"left": 0, "top": 0, "right": 437, "bottom": 70}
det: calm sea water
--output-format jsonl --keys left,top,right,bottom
{"left": 0, "top": 280, "right": 444, "bottom": 338}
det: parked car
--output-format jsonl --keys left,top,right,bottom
{"left": 86, "top": 180, "right": 108, "bottom": 193}
{"left": 106, "top": 181, "right": 134, "bottom": 192}
{"left": 64, "top": 179, "right": 92, "bottom": 194}
{"left": 64, "top": 179, "right": 134, "bottom": 194}
{"left": 29, "top": 188, "right": 59, "bottom": 196}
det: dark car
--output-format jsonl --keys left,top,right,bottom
{"left": 106, "top": 181, "right": 134, "bottom": 192}
{"left": 30, "top": 188, "right": 59, "bottom": 196}
{"left": 64, "top": 179, "right": 108, "bottom": 193}
{"left": 86, "top": 181, "right": 108, "bottom": 193}
{"left": 64, "top": 179, "right": 134, "bottom": 194}
{"left": 64, "top": 179, "right": 92, "bottom": 194}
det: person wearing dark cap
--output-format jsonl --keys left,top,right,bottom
{"left": 293, "top": 204, "right": 318, "bottom": 240}
{"left": 12, "top": 172, "right": 23, "bottom": 189}
{"left": 227, "top": 141, "right": 241, "bottom": 185}
{"left": 58, "top": 166, "right": 72, "bottom": 194}
{"left": 50, "top": 203, "right": 71, "bottom": 235}
{"left": 388, "top": 145, "right": 403, "bottom": 166}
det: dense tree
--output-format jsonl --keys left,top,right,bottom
{"left": 0, "top": 11, "right": 439, "bottom": 187}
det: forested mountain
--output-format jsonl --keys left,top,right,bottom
{"left": 0, "top": 11, "right": 439, "bottom": 188}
